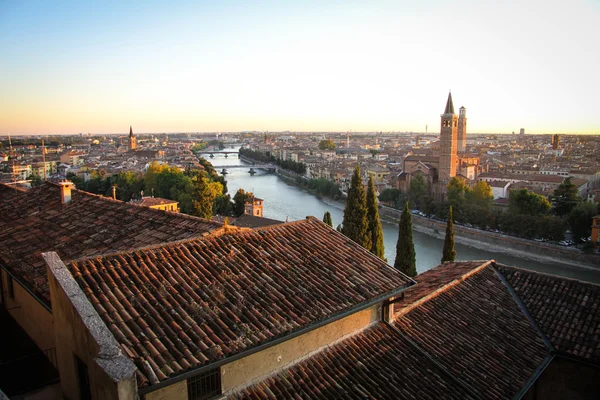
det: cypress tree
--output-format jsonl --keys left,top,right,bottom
{"left": 341, "top": 165, "right": 371, "bottom": 250}
{"left": 366, "top": 174, "right": 385, "bottom": 259}
{"left": 323, "top": 211, "right": 333, "bottom": 227}
{"left": 394, "top": 202, "right": 416, "bottom": 277}
{"left": 441, "top": 206, "right": 457, "bottom": 263}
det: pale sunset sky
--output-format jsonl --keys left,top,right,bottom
{"left": 0, "top": 0, "right": 598, "bottom": 135}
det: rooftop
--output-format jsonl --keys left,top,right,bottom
{"left": 238, "top": 261, "right": 600, "bottom": 399}
{"left": 66, "top": 217, "right": 414, "bottom": 387}
{"left": 0, "top": 182, "right": 222, "bottom": 306}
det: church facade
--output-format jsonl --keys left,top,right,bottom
{"left": 400, "top": 93, "right": 481, "bottom": 201}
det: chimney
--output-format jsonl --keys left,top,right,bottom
{"left": 59, "top": 180, "right": 73, "bottom": 204}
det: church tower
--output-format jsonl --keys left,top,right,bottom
{"left": 128, "top": 125, "right": 136, "bottom": 151}
{"left": 438, "top": 93, "right": 458, "bottom": 183}
{"left": 457, "top": 106, "right": 467, "bottom": 152}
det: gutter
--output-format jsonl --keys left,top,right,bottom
{"left": 139, "top": 281, "right": 414, "bottom": 396}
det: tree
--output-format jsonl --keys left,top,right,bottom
{"left": 549, "top": 177, "right": 581, "bottom": 216}
{"left": 318, "top": 139, "right": 336, "bottom": 151}
{"left": 379, "top": 188, "right": 404, "bottom": 208}
{"left": 233, "top": 188, "right": 253, "bottom": 217}
{"left": 446, "top": 177, "right": 470, "bottom": 220}
{"left": 409, "top": 174, "right": 428, "bottom": 209}
{"left": 509, "top": 188, "right": 551, "bottom": 216}
{"left": 568, "top": 202, "right": 598, "bottom": 243}
{"left": 341, "top": 165, "right": 371, "bottom": 250}
{"left": 323, "top": 211, "right": 333, "bottom": 227}
{"left": 467, "top": 181, "right": 494, "bottom": 209}
{"left": 192, "top": 177, "right": 223, "bottom": 219}
{"left": 441, "top": 207, "right": 457, "bottom": 263}
{"left": 366, "top": 174, "right": 385, "bottom": 259}
{"left": 394, "top": 202, "right": 416, "bottom": 277}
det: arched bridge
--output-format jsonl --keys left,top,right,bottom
{"left": 200, "top": 151, "right": 239, "bottom": 155}
{"left": 218, "top": 164, "right": 275, "bottom": 169}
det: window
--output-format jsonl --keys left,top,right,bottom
{"left": 187, "top": 369, "right": 221, "bottom": 400}
{"left": 74, "top": 354, "right": 92, "bottom": 400}
{"left": 7, "top": 275, "right": 14, "bottom": 300}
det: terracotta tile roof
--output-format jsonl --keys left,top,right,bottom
{"left": 236, "top": 262, "right": 600, "bottom": 399}
{"left": 67, "top": 217, "right": 413, "bottom": 387}
{"left": 0, "top": 182, "right": 222, "bottom": 306}
{"left": 233, "top": 323, "right": 474, "bottom": 400}
{"left": 393, "top": 261, "right": 548, "bottom": 399}
{"left": 392, "top": 261, "right": 489, "bottom": 316}
{"left": 0, "top": 182, "right": 27, "bottom": 201}
{"left": 232, "top": 214, "right": 283, "bottom": 228}
{"left": 134, "top": 197, "right": 178, "bottom": 207}
{"left": 499, "top": 265, "right": 600, "bottom": 364}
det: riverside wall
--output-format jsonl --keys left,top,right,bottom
{"left": 379, "top": 206, "right": 600, "bottom": 270}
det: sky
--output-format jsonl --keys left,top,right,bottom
{"left": 0, "top": 0, "right": 599, "bottom": 135}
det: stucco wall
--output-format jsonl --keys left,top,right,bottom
{"left": 145, "top": 380, "right": 187, "bottom": 400}
{"left": 221, "top": 304, "right": 380, "bottom": 395}
{"left": 1, "top": 269, "right": 55, "bottom": 353}
{"left": 45, "top": 253, "right": 137, "bottom": 400}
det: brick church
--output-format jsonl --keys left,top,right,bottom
{"left": 399, "top": 93, "right": 483, "bottom": 201}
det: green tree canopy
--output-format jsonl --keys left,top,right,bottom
{"left": 323, "top": 211, "right": 333, "bottom": 227}
{"left": 366, "top": 174, "right": 385, "bottom": 259}
{"left": 446, "top": 177, "right": 470, "bottom": 219}
{"left": 441, "top": 207, "right": 457, "bottom": 263}
{"left": 192, "top": 177, "right": 224, "bottom": 219}
{"left": 409, "top": 174, "right": 429, "bottom": 209}
{"left": 467, "top": 181, "right": 494, "bottom": 208}
{"left": 568, "top": 202, "right": 598, "bottom": 243}
{"left": 394, "top": 202, "right": 416, "bottom": 277}
{"left": 509, "top": 188, "right": 551, "bottom": 216}
{"left": 318, "top": 139, "right": 336, "bottom": 151}
{"left": 549, "top": 177, "right": 581, "bottom": 216}
{"left": 233, "top": 188, "right": 254, "bottom": 217}
{"left": 341, "top": 165, "right": 371, "bottom": 250}
{"left": 379, "top": 188, "right": 405, "bottom": 209}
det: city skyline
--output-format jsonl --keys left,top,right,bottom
{"left": 1, "top": 0, "right": 599, "bottom": 135}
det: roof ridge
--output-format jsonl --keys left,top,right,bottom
{"left": 394, "top": 260, "right": 494, "bottom": 318}
{"left": 67, "top": 219, "right": 323, "bottom": 265}
{"left": 252, "top": 215, "right": 315, "bottom": 231}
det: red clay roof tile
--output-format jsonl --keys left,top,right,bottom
{"left": 67, "top": 217, "right": 413, "bottom": 387}
{"left": 0, "top": 182, "right": 221, "bottom": 305}
{"left": 499, "top": 265, "right": 600, "bottom": 364}
{"left": 234, "top": 323, "right": 475, "bottom": 400}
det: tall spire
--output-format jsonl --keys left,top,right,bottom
{"left": 129, "top": 125, "right": 133, "bottom": 137}
{"left": 444, "top": 92, "right": 455, "bottom": 114}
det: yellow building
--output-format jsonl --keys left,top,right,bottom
{"left": 134, "top": 196, "right": 180, "bottom": 212}
{"left": 244, "top": 196, "right": 263, "bottom": 217}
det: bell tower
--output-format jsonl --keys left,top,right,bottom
{"left": 457, "top": 106, "right": 467, "bottom": 152}
{"left": 128, "top": 125, "right": 136, "bottom": 151}
{"left": 438, "top": 92, "right": 458, "bottom": 183}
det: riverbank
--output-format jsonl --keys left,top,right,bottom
{"left": 280, "top": 168, "right": 600, "bottom": 272}
{"left": 378, "top": 205, "right": 600, "bottom": 271}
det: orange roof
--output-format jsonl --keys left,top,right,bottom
{"left": 67, "top": 217, "right": 413, "bottom": 386}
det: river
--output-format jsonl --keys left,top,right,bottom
{"left": 202, "top": 150, "right": 600, "bottom": 283}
